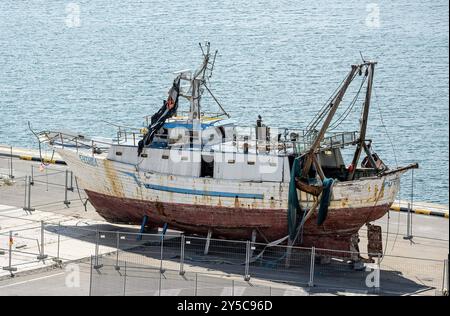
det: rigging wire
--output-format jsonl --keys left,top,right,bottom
{"left": 328, "top": 73, "right": 368, "bottom": 131}
{"left": 305, "top": 68, "right": 352, "bottom": 132}
{"left": 306, "top": 68, "right": 360, "bottom": 134}
{"left": 373, "top": 87, "right": 399, "bottom": 168}
{"left": 371, "top": 85, "right": 402, "bottom": 256}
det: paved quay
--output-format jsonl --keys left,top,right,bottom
{"left": 0, "top": 154, "right": 448, "bottom": 296}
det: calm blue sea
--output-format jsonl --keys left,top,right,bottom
{"left": 0, "top": 1, "right": 448, "bottom": 204}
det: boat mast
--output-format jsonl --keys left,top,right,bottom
{"left": 301, "top": 64, "right": 361, "bottom": 178}
{"left": 347, "top": 61, "right": 377, "bottom": 180}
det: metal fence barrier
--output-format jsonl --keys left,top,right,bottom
{"left": 0, "top": 145, "right": 14, "bottom": 180}
{"left": 0, "top": 221, "right": 448, "bottom": 296}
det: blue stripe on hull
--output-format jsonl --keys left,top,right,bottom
{"left": 122, "top": 171, "right": 264, "bottom": 200}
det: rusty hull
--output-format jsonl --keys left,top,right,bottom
{"left": 85, "top": 189, "right": 390, "bottom": 252}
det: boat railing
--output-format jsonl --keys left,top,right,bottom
{"left": 186, "top": 125, "right": 359, "bottom": 155}
{"left": 37, "top": 130, "right": 115, "bottom": 157}
{"left": 38, "top": 127, "right": 358, "bottom": 158}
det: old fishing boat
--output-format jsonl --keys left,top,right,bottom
{"left": 37, "top": 43, "right": 417, "bottom": 258}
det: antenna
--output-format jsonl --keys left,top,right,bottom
{"left": 359, "top": 51, "right": 366, "bottom": 63}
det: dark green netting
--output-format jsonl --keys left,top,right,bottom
{"left": 317, "top": 178, "right": 334, "bottom": 226}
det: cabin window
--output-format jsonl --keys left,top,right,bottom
{"left": 115, "top": 151, "right": 122, "bottom": 156}
{"left": 162, "top": 154, "right": 169, "bottom": 159}
{"left": 141, "top": 153, "right": 148, "bottom": 158}
{"left": 247, "top": 161, "right": 255, "bottom": 165}
{"left": 228, "top": 159, "right": 235, "bottom": 164}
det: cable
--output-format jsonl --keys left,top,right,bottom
{"left": 373, "top": 87, "right": 399, "bottom": 168}
{"left": 328, "top": 73, "right": 368, "bottom": 131}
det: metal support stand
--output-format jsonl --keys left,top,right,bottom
{"left": 37, "top": 221, "right": 48, "bottom": 260}
{"left": 204, "top": 228, "right": 212, "bottom": 255}
{"left": 137, "top": 215, "right": 149, "bottom": 241}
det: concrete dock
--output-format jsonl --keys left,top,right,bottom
{"left": 0, "top": 147, "right": 448, "bottom": 296}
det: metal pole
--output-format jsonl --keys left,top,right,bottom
{"left": 195, "top": 273, "right": 198, "bottom": 296}
{"left": 89, "top": 256, "right": 93, "bottom": 296}
{"left": 115, "top": 231, "right": 120, "bottom": 271}
{"left": 308, "top": 247, "right": 315, "bottom": 287}
{"left": 180, "top": 234, "right": 185, "bottom": 275}
{"left": 30, "top": 165, "right": 34, "bottom": 185}
{"left": 160, "top": 233, "right": 164, "bottom": 273}
{"left": 28, "top": 176, "right": 33, "bottom": 211}
{"left": 23, "top": 176, "right": 27, "bottom": 211}
{"left": 53, "top": 222, "right": 62, "bottom": 264}
{"left": 2, "top": 231, "right": 17, "bottom": 272}
{"left": 232, "top": 280, "right": 235, "bottom": 296}
{"left": 376, "top": 254, "right": 381, "bottom": 293}
{"left": 9, "top": 146, "right": 14, "bottom": 179}
{"left": 69, "top": 171, "right": 74, "bottom": 191}
{"left": 93, "top": 229, "right": 103, "bottom": 269}
{"left": 123, "top": 261, "right": 127, "bottom": 296}
{"left": 244, "top": 240, "right": 250, "bottom": 281}
{"left": 444, "top": 255, "right": 449, "bottom": 296}
{"left": 410, "top": 169, "right": 414, "bottom": 236}
{"left": 57, "top": 223, "right": 60, "bottom": 260}
{"left": 64, "top": 170, "right": 71, "bottom": 207}
{"left": 25, "top": 176, "right": 35, "bottom": 213}
{"left": 159, "top": 269, "right": 162, "bottom": 296}
{"left": 404, "top": 202, "right": 413, "bottom": 240}
{"left": 37, "top": 221, "right": 47, "bottom": 260}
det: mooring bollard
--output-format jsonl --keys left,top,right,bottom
{"left": 3, "top": 231, "right": 17, "bottom": 272}
{"left": 37, "top": 221, "right": 48, "bottom": 260}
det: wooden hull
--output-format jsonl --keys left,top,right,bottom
{"left": 58, "top": 148, "right": 402, "bottom": 252}
{"left": 85, "top": 189, "right": 392, "bottom": 251}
